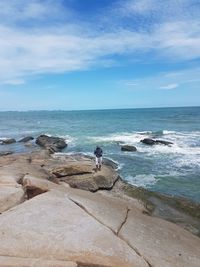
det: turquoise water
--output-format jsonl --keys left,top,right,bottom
{"left": 0, "top": 107, "right": 200, "bottom": 202}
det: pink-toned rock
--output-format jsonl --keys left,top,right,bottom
{"left": 0, "top": 186, "right": 25, "bottom": 213}
{"left": 0, "top": 256, "right": 77, "bottom": 267}
{"left": 119, "top": 209, "right": 200, "bottom": 267}
{"left": 0, "top": 191, "right": 148, "bottom": 267}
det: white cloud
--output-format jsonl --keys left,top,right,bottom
{"left": 0, "top": 0, "right": 199, "bottom": 83}
{"left": 160, "top": 83, "right": 179, "bottom": 90}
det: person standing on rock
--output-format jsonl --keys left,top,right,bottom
{"left": 94, "top": 146, "right": 103, "bottom": 171}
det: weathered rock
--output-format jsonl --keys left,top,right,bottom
{"left": 68, "top": 188, "right": 128, "bottom": 234}
{"left": 63, "top": 173, "right": 118, "bottom": 192}
{"left": 52, "top": 162, "right": 119, "bottom": 192}
{"left": 155, "top": 139, "right": 173, "bottom": 146}
{"left": 121, "top": 145, "right": 137, "bottom": 152}
{"left": 0, "top": 186, "right": 25, "bottom": 213}
{"left": 18, "top": 136, "right": 34, "bottom": 142}
{"left": 140, "top": 138, "right": 156, "bottom": 145}
{"left": 52, "top": 164, "right": 92, "bottom": 177}
{"left": 0, "top": 191, "right": 148, "bottom": 267}
{"left": 0, "top": 151, "right": 13, "bottom": 156}
{"left": 1, "top": 138, "right": 16, "bottom": 145}
{"left": 22, "top": 174, "right": 58, "bottom": 199}
{"left": 102, "top": 158, "right": 118, "bottom": 169}
{"left": 36, "top": 134, "right": 67, "bottom": 152}
{"left": 119, "top": 209, "right": 200, "bottom": 267}
{"left": 0, "top": 256, "right": 77, "bottom": 267}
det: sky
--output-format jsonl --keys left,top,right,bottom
{"left": 0, "top": 0, "right": 200, "bottom": 111}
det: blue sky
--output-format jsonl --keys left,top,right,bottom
{"left": 0, "top": 0, "right": 199, "bottom": 110}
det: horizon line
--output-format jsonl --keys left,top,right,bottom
{"left": 0, "top": 105, "right": 199, "bottom": 113}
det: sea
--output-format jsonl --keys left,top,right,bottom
{"left": 0, "top": 106, "right": 200, "bottom": 203}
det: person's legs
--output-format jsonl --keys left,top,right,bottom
{"left": 95, "top": 157, "right": 99, "bottom": 171}
{"left": 98, "top": 157, "right": 102, "bottom": 170}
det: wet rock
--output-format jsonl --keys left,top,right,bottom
{"left": 141, "top": 138, "right": 173, "bottom": 146}
{"left": 36, "top": 134, "right": 67, "bottom": 152}
{"left": 155, "top": 140, "right": 173, "bottom": 146}
{"left": 0, "top": 151, "right": 13, "bottom": 156}
{"left": 1, "top": 138, "right": 16, "bottom": 145}
{"left": 18, "top": 136, "right": 34, "bottom": 142}
{"left": 121, "top": 145, "right": 137, "bottom": 152}
{"left": 140, "top": 138, "right": 156, "bottom": 145}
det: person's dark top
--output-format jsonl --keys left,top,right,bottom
{"left": 94, "top": 147, "right": 103, "bottom": 158}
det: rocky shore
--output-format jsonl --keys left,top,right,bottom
{"left": 0, "top": 136, "right": 200, "bottom": 267}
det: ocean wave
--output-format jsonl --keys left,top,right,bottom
{"left": 89, "top": 132, "right": 148, "bottom": 145}
{"left": 125, "top": 174, "right": 158, "bottom": 187}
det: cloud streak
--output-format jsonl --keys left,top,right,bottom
{"left": 121, "top": 68, "right": 200, "bottom": 91}
{"left": 160, "top": 83, "right": 179, "bottom": 90}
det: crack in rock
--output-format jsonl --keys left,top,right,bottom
{"left": 69, "top": 197, "right": 116, "bottom": 235}
{"left": 117, "top": 208, "right": 130, "bottom": 235}
{"left": 69, "top": 197, "right": 153, "bottom": 267}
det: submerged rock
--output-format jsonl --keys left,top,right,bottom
{"left": 36, "top": 134, "right": 67, "bottom": 153}
{"left": 1, "top": 138, "right": 16, "bottom": 145}
{"left": 140, "top": 138, "right": 156, "bottom": 145}
{"left": 121, "top": 145, "right": 137, "bottom": 151}
{"left": 0, "top": 151, "right": 13, "bottom": 156}
{"left": 19, "top": 136, "right": 34, "bottom": 143}
{"left": 140, "top": 138, "right": 173, "bottom": 146}
{"left": 155, "top": 140, "right": 173, "bottom": 146}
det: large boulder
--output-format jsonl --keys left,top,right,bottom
{"left": 36, "top": 135, "right": 67, "bottom": 152}
{"left": 51, "top": 162, "right": 119, "bottom": 192}
{"left": 52, "top": 164, "right": 92, "bottom": 177}
{"left": 121, "top": 145, "right": 137, "bottom": 152}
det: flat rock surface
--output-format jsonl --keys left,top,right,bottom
{"left": 0, "top": 190, "right": 148, "bottom": 267}
{"left": 67, "top": 187, "right": 128, "bottom": 234}
{"left": 0, "top": 256, "right": 77, "bottom": 267}
{"left": 119, "top": 209, "right": 200, "bottom": 267}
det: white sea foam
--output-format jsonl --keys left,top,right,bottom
{"left": 125, "top": 174, "right": 158, "bottom": 187}
{"left": 89, "top": 132, "right": 148, "bottom": 145}
{"left": 88, "top": 131, "right": 200, "bottom": 172}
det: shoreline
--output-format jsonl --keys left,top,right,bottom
{"left": 112, "top": 178, "right": 200, "bottom": 237}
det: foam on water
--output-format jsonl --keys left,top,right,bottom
{"left": 125, "top": 174, "right": 158, "bottom": 187}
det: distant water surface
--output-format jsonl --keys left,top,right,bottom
{"left": 0, "top": 106, "right": 200, "bottom": 202}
